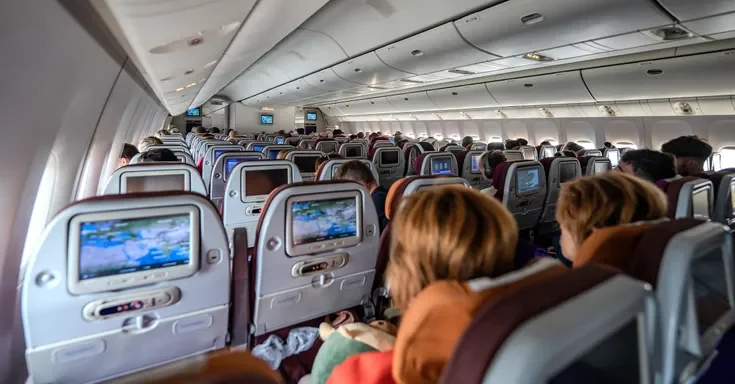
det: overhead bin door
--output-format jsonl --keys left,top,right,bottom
{"left": 657, "top": 0, "right": 735, "bottom": 21}
{"left": 303, "top": 69, "right": 362, "bottom": 92}
{"left": 338, "top": 97, "right": 394, "bottom": 115}
{"left": 332, "top": 52, "right": 413, "bottom": 86}
{"left": 386, "top": 92, "right": 437, "bottom": 112}
{"left": 427, "top": 84, "right": 500, "bottom": 110}
{"left": 485, "top": 71, "right": 594, "bottom": 106}
{"left": 454, "top": 0, "right": 672, "bottom": 58}
{"left": 260, "top": 29, "right": 349, "bottom": 81}
{"left": 582, "top": 50, "right": 735, "bottom": 101}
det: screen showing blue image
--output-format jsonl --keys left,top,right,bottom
{"left": 261, "top": 114, "right": 274, "bottom": 125}
{"left": 252, "top": 144, "right": 265, "bottom": 152}
{"left": 78, "top": 214, "right": 191, "bottom": 280}
{"left": 431, "top": 158, "right": 452, "bottom": 175}
{"left": 267, "top": 150, "right": 280, "bottom": 160}
{"left": 277, "top": 137, "right": 285, "bottom": 144}
{"left": 471, "top": 154, "right": 481, "bottom": 173}
{"left": 517, "top": 168, "right": 540, "bottom": 194}
{"left": 214, "top": 150, "right": 232, "bottom": 160}
{"left": 291, "top": 198, "right": 358, "bottom": 246}
{"left": 306, "top": 112, "right": 317, "bottom": 121}
{"left": 186, "top": 108, "right": 201, "bottom": 117}
{"left": 225, "top": 157, "right": 259, "bottom": 178}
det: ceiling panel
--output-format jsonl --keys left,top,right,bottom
{"left": 657, "top": 0, "right": 735, "bottom": 21}
{"left": 486, "top": 71, "right": 595, "bottom": 106}
{"left": 593, "top": 32, "right": 662, "bottom": 50}
{"left": 332, "top": 52, "right": 413, "bottom": 85}
{"left": 682, "top": 12, "right": 735, "bottom": 37}
{"left": 455, "top": 0, "right": 672, "bottom": 58}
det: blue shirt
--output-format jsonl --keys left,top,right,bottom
{"left": 371, "top": 187, "right": 389, "bottom": 233}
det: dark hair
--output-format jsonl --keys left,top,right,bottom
{"left": 398, "top": 139, "right": 410, "bottom": 148}
{"left": 211, "top": 127, "right": 220, "bottom": 133}
{"left": 296, "top": 128, "right": 305, "bottom": 135}
{"left": 505, "top": 140, "right": 520, "bottom": 150}
{"left": 563, "top": 142, "right": 584, "bottom": 153}
{"left": 487, "top": 142, "right": 505, "bottom": 151}
{"left": 661, "top": 135, "right": 713, "bottom": 162}
{"left": 334, "top": 160, "right": 376, "bottom": 186}
{"left": 487, "top": 151, "right": 506, "bottom": 169}
{"left": 195, "top": 127, "right": 207, "bottom": 134}
{"left": 621, "top": 149, "right": 677, "bottom": 182}
{"left": 461, "top": 136, "right": 474, "bottom": 148}
{"left": 603, "top": 142, "right": 613, "bottom": 148}
{"left": 357, "top": 132, "right": 365, "bottom": 139}
{"left": 517, "top": 138, "right": 529, "bottom": 146}
{"left": 333, "top": 129, "right": 344, "bottom": 136}
{"left": 139, "top": 149, "right": 179, "bottom": 163}
{"left": 121, "top": 143, "right": 139, "bottom": 160}
{"left": 539, "top": 140, "right": 551, "bottom": 146}
{"left": 349, "top": 134, "right": 357, "bottom": 140}
{"left": 562, "top": 150, "right": 578, "bottom": 158}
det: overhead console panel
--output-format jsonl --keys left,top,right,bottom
{"left": 486, "top": 71, "right": 594, "bottom": 106}
{"left": 338, "top": 97, "right": 394, "bottom": 115}
{"left": 375, "top": 23, "right": 498, "bottom": 76}
{"left": 333, "top": 52, "right": 413, "bottom": 85}
{"left": 454, "top": 0, "right": 672, "bottom": 58}
{"left": 581, "top": 50, "right": 735, "bottom": 101}
{"left": 427, "top": 84, "right": 500, "bottom": 110}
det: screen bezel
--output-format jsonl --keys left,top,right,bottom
{"left": 67, "top": 205, "right": 201, "bottom": 295}
{"left": 430, "top": 157, "right": 453, "bottom": 176}
{"left": 240, "top": 165, "right": 292, "bottom": 203}
{"left": 515, "top": 166, "right": 542, "bottom": 197}
{"left": 306, "top": 112, "right": 318, "bottom": 121}
{"left": 121, "top": 170, "right": 191, "bottom": 193}
{"left": 691, "top": 188, "right": 711, "bottom": 219}
{"left": 344, "top": 145, "right": 362, "bottom": 158}
{"left": 558, "top": 162, "right": 577, "bottom": 185}
{"left": 186, "top": 108, "right": 201, "bottom": 117}
{"left": 470, "top": 154, "right": 482, "bottom": 174}
{"left": 379, "top": 150, "right": 400, "bottom": 167}
{"left": 223, "top": 155, "right": 263, "bottom": 181}
{"left": 317, "top": 141, "right": 338, "bottom": 153}
{"left": 260, "top": 114, "right": 274, "bottom": 125}
{"left": 594, "top": 161, "right": 610, "bottom": 175}
{"left": 285, "top": 190, "right": 363, "bottom": 257}
{"left": 291, "top": 155, "right": 321, "bottom": 174}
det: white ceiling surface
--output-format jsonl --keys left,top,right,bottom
{"left": 221, "top": 0, "right": 735, "bottom": 113}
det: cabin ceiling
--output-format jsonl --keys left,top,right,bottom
{"left": 91, "top": 0, "right": 735, "bottom": 116}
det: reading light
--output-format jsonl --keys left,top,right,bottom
{"left": 522, "top": 52, "right": 554, "bottom": 62}
{"left": 496, "top": 110, "right": 508, "bottom": 118}
{"left": 598, "top": 105, "right": 616, "bottom": 117}
{"left": 521, "top": 13, "right": 545, "bottom": 25}
{"left": 186, "top": 83, "right": 197, "bottom": 88}
{"left": 649, "top": 26, "right": 693, "bottom": 41}
{"left": 176, "top": 87, "right": 185, "bottom": 92}
{"left": 411, "top": 50, "right": 424, "bottom": 57}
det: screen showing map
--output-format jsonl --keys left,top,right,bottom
{"left": 261, "top": 114, "right": 274, "bottom": 125}
{"left": 291, "top": 198, "right": 358, "bottom": 246}
{"left": 225, "top": 157, "right": 259, "bottom": 178}
{"left": 380, "top": 151, "right": 399, "bottom": 166}
{"left": 471, "top": 154, "right": 481, "bottom": 173}
{"left": 345, "top": 146, "right": 362, "bottom": 158}
{"left": 294, "top": 156, "right": 318, "bottom": 173}
{"left": 78, "top": 214, "right": 191, "bottom": 280}
{"left": 306, "top": 112, "right": 317, "bottom": 121}
{"left": 126, "top": 174, "right": 185, "bottom": 193}
{"left": 431, "top": 158, "right": 452, "bottom": 175}
{"left": 243, "top": 169, "right": 288, "bottom": 197}
{"left": 517, "top": 168, "right": 540, "bottom": 194}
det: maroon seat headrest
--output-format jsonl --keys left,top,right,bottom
{"left": 492, "top": 161, "right": 522, "bottom": 200}
{"left": 455, "top": 152, "right": 470, "bottom": 173}
{"left": 665, "top": 176, "right": 700, "bottom": 219}
{"left": 414, "top": 153, "right": 430, "bottom": 175}
{"left": 418, "top": 142, "right": 434, "bottom": 152}
{"left": 368, "top": 147, "right": 378, "bottom": 161}
{"left": 540, "top": 157, "right": 556, "bottom": 178}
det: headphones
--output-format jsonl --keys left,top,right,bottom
{"left": 481, "top": 151, "right": 493, "bottom": 179}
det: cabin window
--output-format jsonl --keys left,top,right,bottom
{"left": 577, "top": 140, "right": 596, "bottom": 150}
{"left": 719, "top": 147, "right": 735, "bottom": 169}
{"left": 489, "top": 136, "right": 503, "bottom": 143}
{"left": 615, "top": 141, "right": 638, "bottom": 149}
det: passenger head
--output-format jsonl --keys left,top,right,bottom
{"left": 562, "top": 150, "right": 577, "bottom": 158}
{"left": 195, "top": 126, "right": 207, "bottom": 135}
{"left": 368, "top": 133, "right": 378, "bottom": 141}
{"left": 398, "top": 139, "right": 410, "bottom": 148}
{"left": 619, "top": 149, "right": 677, "bottom": 183}
{"left": 155, "top": 129, "right": 170, "bottom": 138}
{"left": 563, "top": 142, "right": 584, "bottom": 154}
{"left": 138, "top": 136, "right": 163, "bottom": 152}
{"left": 139, "top": 149, "right": 179, "bottom": 163}
{"left": 211, "top": 127, "right": 221, "bottom": 134}
{"left": 333, "top": 129, "right": 344, "bottom": 136}
{"left": 357, "top": 132, "right": 365, "bottom": 139}
{"left": 517, "top": 138, "right": 529, "bottom": 146}
{"left": 296, "top": 128, "right": 305, "bottom": 135}
{"left": 349, "top": 134, "right": 357, "bottom": 140}
{"left": 228, "top": 130, "right": 238, "bottom": 138}
{"left": 603, "top": 142, "right": 613, "bottom": 148}
{"left": 387, "top": 186, "right": 517, "bottom": 312}
{"left": 661, "top": 135, "right": 713, "bottom": 176}
{"left": 539, "top": 140, "right": 551, "bottom": 146}
{"left": 487, "top": 142, "right": 505, "bottom": 151}
{"left": 315, "top": 153, "right": 343, "bottom": 170}
{"left": 556, "top": 172, "right": 667, "bottom": 262}
{"left": 461, "top": 136, "right": 474, "bottom": 148}
{"left": 505, "top": 140, "right": 520, "bottom": 150}
{"left": 333, "top": 160, "right": 378, "bottom": 191}
{"left": 118, "top": 143, "right": 139, "bottom": 168}
{"left": 479, "top": 151, "right": 506, "bottom": 180}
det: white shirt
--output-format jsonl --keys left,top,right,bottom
{"left": 481, "top": 185, "right": 498, "bottom": 197}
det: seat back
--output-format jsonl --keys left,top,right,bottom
{"left": 459, "top": 150, "right": 491, "bottom": 190}
{"left": 198, "top": 141, "right": 232, "bottom": 162}
{"left": 373, "top": 147, "right": 405, "bottom": 189}
{"left": 440, "top": 144, "right": 462, "bottom": 152}
{"left": 146, "top": 144, "right": 191, "bottom": 155}
{"left": 707, "top": 169, "right": 735, "bottom": 225}
{"left": 503, "top": 150, "right": 524, "bottom": 161}
{"left": 209, "top": 152, "right": 265, "bottom": 206}
{"left": 203, "top": 145, "right": 245, "bottom": 190}
{"left": 519, "top": 145, "right": 537, "bottom": 160}
{"left": 264, "top": 135, "right": 276, "bottom": 142}
{"left": 538, "top": 144, "right": 556, "bottom": 160}
{"left": 404, "top": 142, "right": 434, "bottom": 175}
{"left": 580, "top": 149, "right": 603, "bottom": 157}
{"left": 285, "top": 136, "right": 301, "bottom": 146}
{"left": 245, "top": 141, "right": 272, "bottom": 153}
{"left": 315, "top": 140, "right": 339, "bottom": 154}
{"left": 261, "top": 145, "right": 294, "bottom": 160}
{"left": 418, "top": 152, "right": 458, "bottom": 176}
{"left": 223, "top": 160, "right": 302, "bottom": 247}
{"left": 370, "top": 141, "right": 394, "bottom": 151}
{"left": 538, "top": 157, "right": 582, "bottom": 225}
{"left": 338, "top": 142, "right": 365, "bottom": 159}
{"left": 285, "top": 150, "right": 326, "bottom": 182}
{"left": 252, "top": 181, "right": 380, "bottom": 335}
{"left": 22, "top": 192, "right": 230, "bottom": 383}
{"left": 104, "top": 163, "right": 207, "bottom": 196}
{"left": 315, "top": 159, "right": 379, "bottom": 182}
{"left": 603, "top": 147, "right": 621, "bottom": 167}
{"left": 666, "top": 177, "right": 714, "bottom": 219}
{"left": 273, "top": 136, "right": 286, "bottom": 145}
{"left": 441, "top": 265, "right": 655, "bottom": 384}
{"left": 497, "top": 160, "right": 547, "bottom": 230}
{"left": 238, "top": 139, "right": 258, "bottom": 148}
{"left": 298, "top": 139, "right": 317, "bottom": 150}
{"left": 580, "top": 156, "right": 612, "bottom": 176}
{"left": 468, "top": 142, "right": 486, "bottom": 151}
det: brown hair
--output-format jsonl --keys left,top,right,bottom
{"left": 386, "top": 186, "right": 517, "bottom": 312}
{"left": 556, "top": 172, "right": 667, "bottom": 247}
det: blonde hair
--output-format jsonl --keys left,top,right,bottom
{"left": 556, "top": 172, "right": 667, "bottom": 247}
{"left": 386, "top": 186, "right": 518, "bottom": 312}
{"left": 139, "top": 136, "right": 163, "bottom": 152}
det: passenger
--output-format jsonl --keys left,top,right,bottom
{"left": 333, "top": 160, "right": 389, "bottom": 232}
{"left": 661, "top": 135, "right": 713, "bottom": 176}
{"left": 603, "top": 141, "right": 615, "bottom": 149}
{"left": 276, "top": 149, "right": 294, "bottom": 160}
{"left": 556, "top": 172, "right": 667, "bottom": 264}
{"left": 397, "top": 139, "right": 409, "bottom": 149}
{"left": 349, "top": 134, "right": 357, "bottom": 140}
{"left": 228, "top": 130, "right": 238, "bottom": 139}
{"left": 333, "top": 129, "right": 344, "bottom": 136}
{"left": 394, "top": 133, "right": 403, "bottom": 143}
{"left": 315, "top": 153, "right": 343, "bottom": 171}
{"left": 278, "top": 129, "right": 286, "bottom": 135}
{"left": 479, "top": 151, "right": 507, "bottom": 197}
{"left": 357, "top": 132, "right": 365, "bottom": 139}
{"left": 487, "top": 142, "right": 504, "bottom": 151}
{"left": 368, "top": 133, "right": 378, "bottom": 141}
{"left": 618, "top": 149, "right": 678, "bottom": 183}
{"left": 211, "top": 127, "right": 221, "bottom": 134}
{"left": 296, "top": 128, "right": 305, "bottom": 135}
{"left": 118, "top": 143, "right": 139, "bottom": 168}
{"left": 561, "top": 150, "right": 577, "bottom": 158}
{"left": 563, "top": 141, "right": 584, "bottom": 156}
{"left": 504, "top": 139, "right": 520, "bottom": 150}
{"left": 517, "top": 138, "right": 529, "bottom": 146}
{"left": 194, "top": 126, "right": 207, "bottom": 135}
{"left": 138, "top": 136, "right": 163, "bottom": 152}
{"left": 138, "top": 148, "right": 179, "bottom": 163}
{"left": 155, "top": 129, "right": 170, "bottom": 138}
{"left": 460, "top": 136, "right": 474, "bottom": 148}
{"left": 169, "top": 127, "right": 180, "bottom": 134}
{"left": 539, "top": 140, "right": 551, "bottom": 146}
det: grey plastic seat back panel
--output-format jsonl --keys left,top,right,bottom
{"left": 223, "top": 160, "right": 302, "bottom": 248}
{"left": 674, "top": 179, "right": 714, "bottom": 219}
{"left": 103, "top": 164, "right": 207, "bottom": 196}
{"left": 203, "top": 145, "right": 245, "bottom": 191}
{"left": 603, "top": 148, "right": 621, "bottom": 167}
{"left": 538, "top": 145, "right": 557, "bottom": 160}
{"left": 539, "top": 158, "right": 582, "bottom": 225}
{"left": 198, "top": 141, "right": 232, "bottom": 163}
{"left": 481, "top": 275, "right": 655, "bottom": 384}
{"left": 502, "top": 161, "right": 547, "bottom": 230}
{"left": 470, "top": 143, "right": 487, "bottom": 151}
{"left": 209, "top": 152, "right": 265, "bottom": 207}
{"left": 315, "top": 140, "right": 339, "bottom": 154}
{"left": 585, "top": 157, "right": 613, "bottom": 176}
{"left": 581, "top": 149, "right": 603, "bottom": 157}
{"left": 245, "top": 141, "right": 272, "bottom": 152}
{"left": 317, "top": 159, "right": 379, "bottom": 182}
{"left": 298, "top": 139, "right": 317, "bottom": 150}
{"left": 461, "top": 150, "right": 491, "bottom": 190}
{"left": 503, "top": 150, "right": 524, "bottom": 162}
{"left": 253, "top": 182, "right": 379, "bottom": 335}
{"left": 712, "top": 173, "right": 735, "bottom": 225}
{"left": 656, "top": 222, "right": 734, "bottom": 384}
{"left": 419, "top": 152, "right": 458, "bottom": 176}
{"left": 402, "top": 176, "right": 471, "bottom": 196}
{"left": 339, "top": 142, "right": 366, "bottom": 159}
{"left": 372, "top": 141, "right": 394, "bottom": 150}
{"left": 519, "top": 146, "right": 537, "bottom": 160}
{"left": 285, "top": 150, "right": 326, "bottom": 182}
{"left": 22, "top": 193, "right": 230, "bottom": 383}
{"left": 373, "top": 147, "right": 406, "bottom": 189}
{"left": 145, "top": 145, "right": 192, "bottom": 156}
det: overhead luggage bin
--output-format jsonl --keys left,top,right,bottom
{"left": 582, "top": 50, "right": 735, "bottom": 101}
{"left": 222, "top": 60, "right": 293, "bottom": 101}
{"left": 682, "top": 11, "right": 735, "bottom": 38}
{"left": 486, "top": 71, "right": 594, "bottom": 106}
{"left": 258, "top": 29, "right": 349, "bottom": 81}
{"left": 338, "top": 97, "right": 394, "bottom": 115}
{"left": 454, "top": 0, "right": 672, "bottom": 58}
{"left": 427, "top": 84, "right": 500, "bottom": 110}
{"left": 375, "top": 23, "right": 498, "bottom": 76}
{"left": 332, "top": 52, "right": 413, "bottom": 86}
{"left": 386, "top": 92, "right": 437, "bottom": 112}
{"left": 303, "top": 68, "right": 362, "bottom": 92}
{"left": 657, "top": 0, "right": 735, "bottom": 22}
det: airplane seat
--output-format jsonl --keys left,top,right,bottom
{"left": 403, "top": 143, "right": 433, "bottom": 176}
{"left": 537, "top": 157, "right": 582, "bottom": 227}
{"left": 285, "top": 137, "right": 301, "bottom": 146}
{"left": 209, "top": 151, "right": 265, "bottom": 207}
{"left": 338, "top": 142, "right": 365, "bottom": 159}
{"left": 298, "top": 139, "right": 317, "bottom": 150}
{"left": 447, "top": 146, "right": 466, "bottom": 158}
{"left": 580, "top": 149, "right": 603, "bottom": 157}
{"left": 416, "top": 152, "right": 458, "bottom": 176}
{"left": 519, "top": 145, "right": 537, "bottom": 160}
{"left": 129, "top": 153, "right": 144, "bottom": 164}
{"left": 202, "top": 145, "right": 245, "bottom": 191}
{"left": 223, "top": 160, "right": 301, "bottom": 247}
{"left": 661, "top": 177, "right": 713, "bottom": 219}
{"left": 369, "top": 140, "right": 393, "bottom": 153}
{"left": 261, "top": 145, "right": 295, "bottom": 161}
{"left": 373, "top": 147, "right": 405, "bottom": 189}
{"left": 392, "top": 257, "right": 567, "bottom": 384}
{"left": 705, "top": 169, "right": 735, "bottom": 225}
{"left": 248, "top": 180, "right": 380, "bottom": 352}
{"left": 457, "top": 150, "right": 485, "bottom": 189}
{"left": 314, "top": 140, "right": 338, "bottom": 154}
{"left": 603, "top": 148, "right": 621, "bottom": 168}
{"left": 469, "top": 143, "right": 487, "bottom": 151}
{"left": 579, "top": 156, "right": 612, "bottom": 176}
{"left": 433, "top": 139, "right": 449, "bottom": 151}
{"left": 103, "top": 163, "right": 207, "bottom": 196}
{"left": 315, "top": 158, "right": 379, "bottom": 182}
{"left": 502, "top": 149, "right": 524, "bottom": 162}
{"left": 494, "top": 160, "right": 547, "bottom": 230}
{"left": 439, "top": 143, "right": 460, "bottom": 152}
{"left": 285, "top": 150, "right": 326, "bottom": 182}
{"left": 146, "top": 144, "right": 192, "bottom": 155}
{"left": 174, "top": 152, "right": 196, "bottom": 166}
{"left": 22, "top": 192, "right": 230, "bottom": 384}
{"left": 538, "top": 144, "right": 557, "bottom": 160}
{"left": 440, "top": 265, "right": 655, "bottom": 384}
